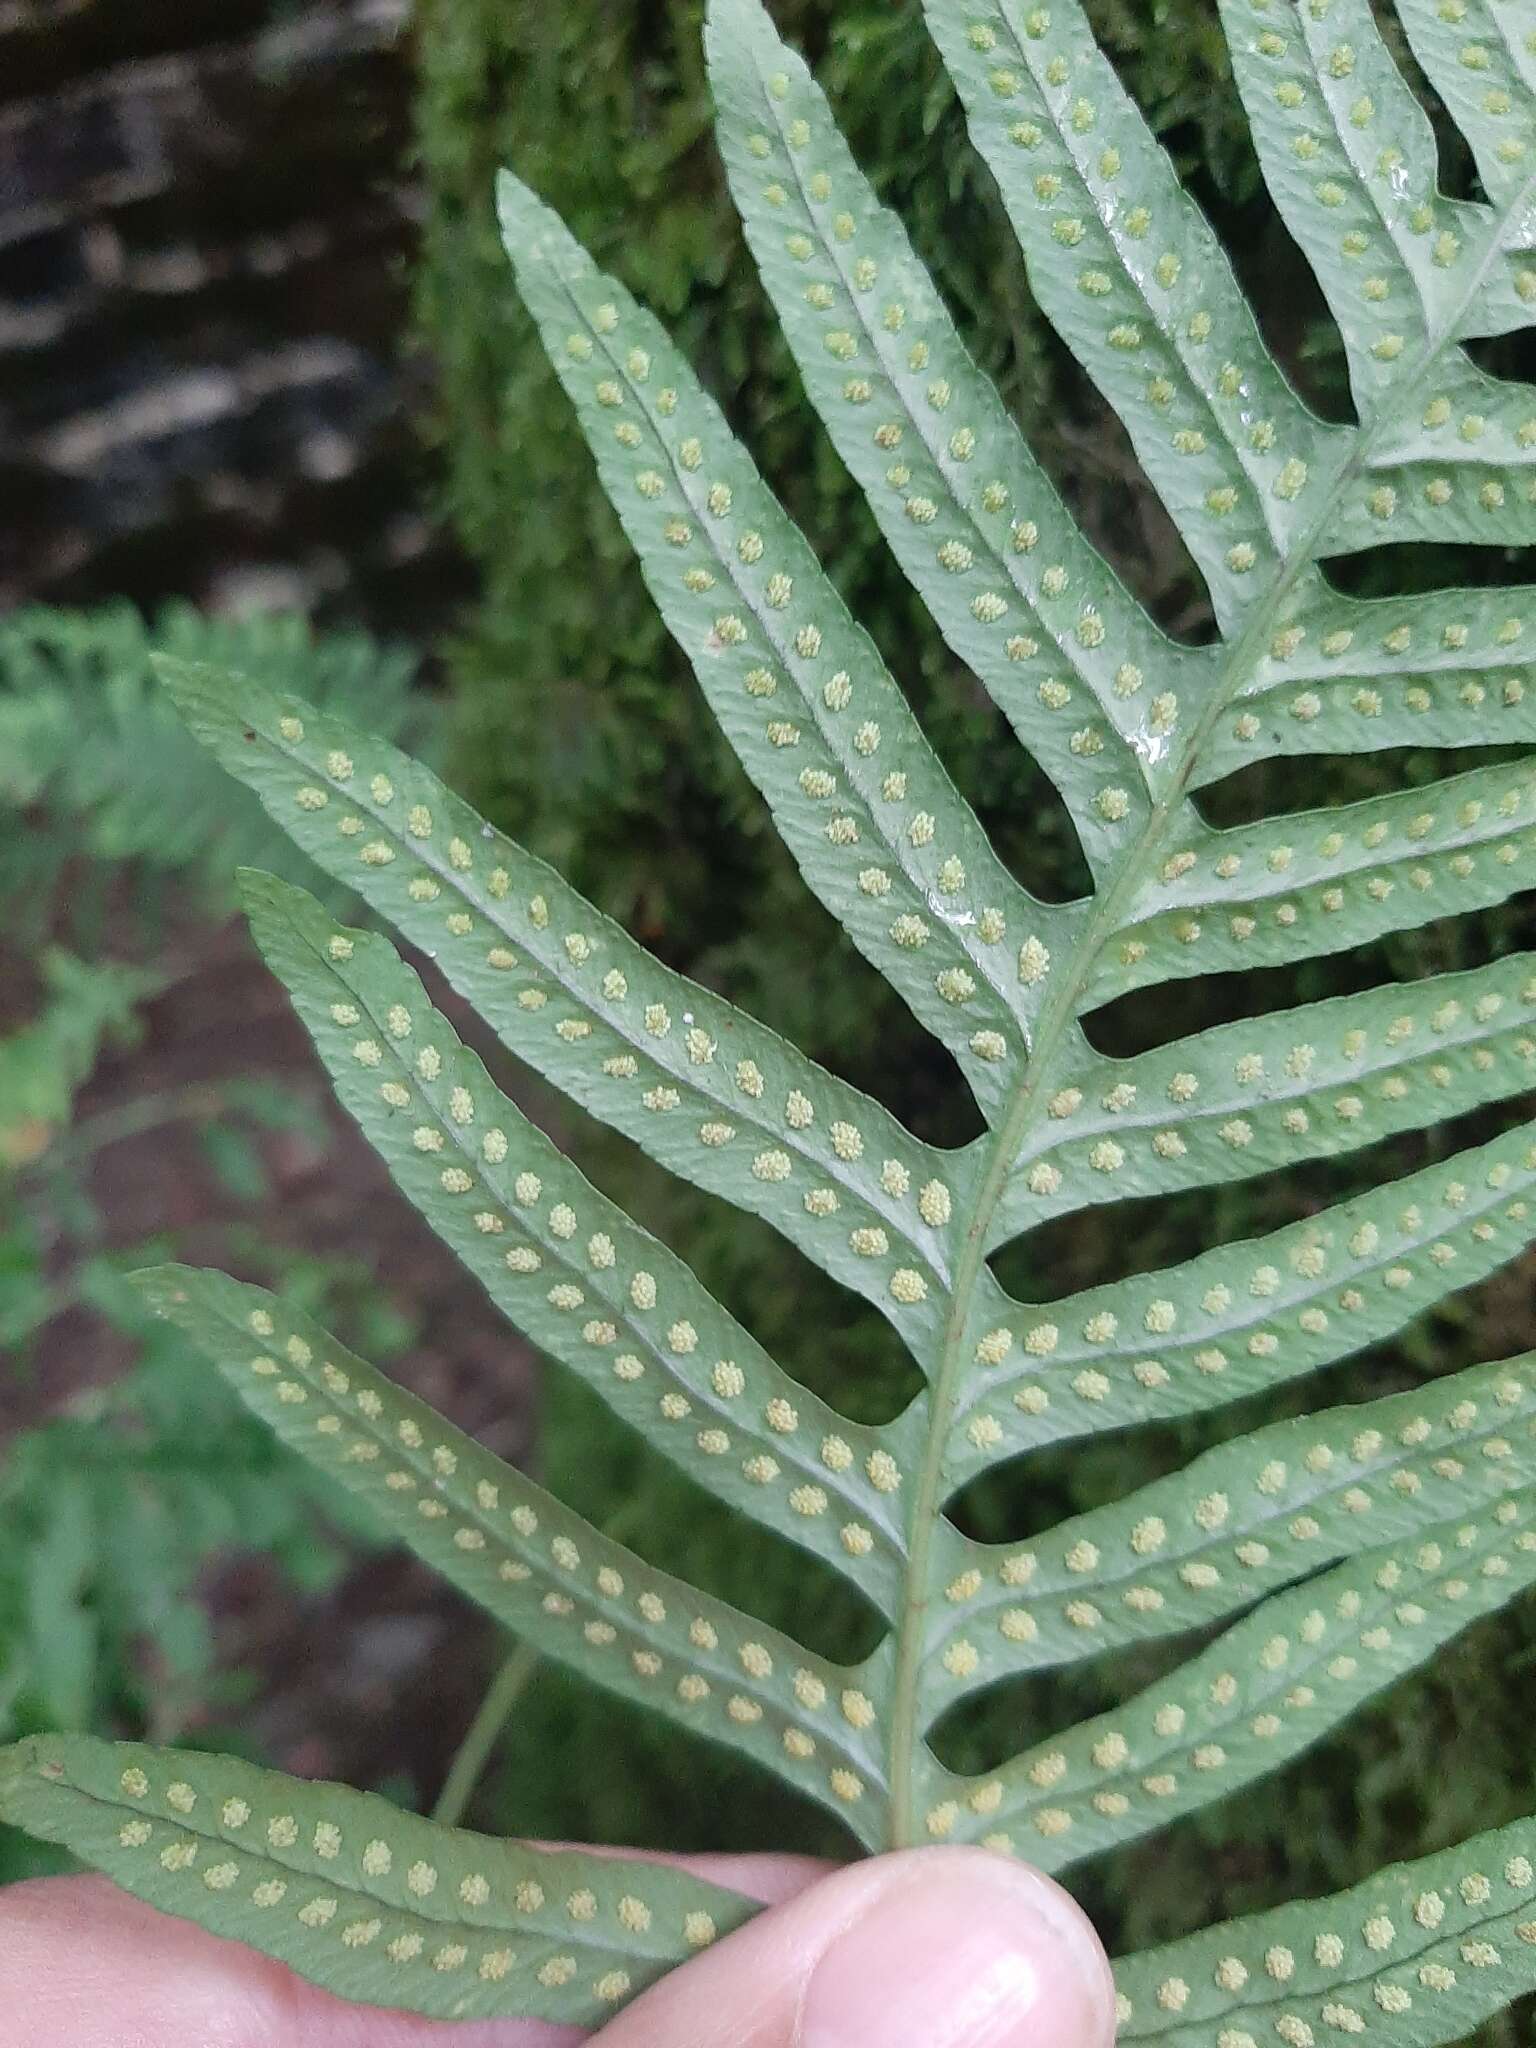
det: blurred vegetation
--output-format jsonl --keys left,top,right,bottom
{"left": 0, "top": 604, "right": 426, "bottom": 1880}
{"left": 413, "top": 0, "right": 1536, "bottom": 1982}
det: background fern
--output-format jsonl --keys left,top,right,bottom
{"left": 6, "top": 0, "right": 1536, "bottom": 2038}
{"left": 0, "top": 603, "right": 424, "bottom": 1880}
{"left": 0, "top": 603, "right": 422, "bottom": 944}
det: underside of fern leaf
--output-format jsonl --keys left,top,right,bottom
{"left": 7, "top": 0, "right": 1536, "bottom": 2034}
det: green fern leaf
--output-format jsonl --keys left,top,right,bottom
{"left": 928, "top": 1347, "right": 1536, "bottom": 1701}
{"left": 237, "top": 867, "right": 912, "bottom": 1600}
{"left": 1393, "top": 0, "right": 1533, "bottom": 215}
{"left": 904, "top": 0, "right": 1346, "bottom": 632}
{"left": 8, "top": 0, "right": 1536, "bottom": 2033}
{"left": 962, "top": 1118, "right": 1536, "bottom": 1473}
{"left": 927, "top": 1487, "right": 1536, "bottom": 1864}
{"left": 1216, "top": 0, "right": 1536, "bottom": 550}
{"left": 706, "top": 0, "right": 1183, "bottom": 857}
{"left": 495, "top": 175, "right": 1050, "bottom": 1113}
{"left": 155, "top": 658, "right": 964, "bottom": 1357}
{"left": 990, "top": 953, "right": 1536, "bottom": 1238}
{"left": 1191, "top": 584, "right": 1536, "bottom": 780}
{"left": 0, "top": 1734, "right": 753, "bottom": 2025}
{"left": 132, "top": 1264, "right": 885, "bottom": 1837}
{"left": 1113, "top": 1813, "right": 1536, "bottom": 2045}
{"left": 1096, "top": 756, "right": 1536, "bottom": 997}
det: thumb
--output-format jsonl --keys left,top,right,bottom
{"left": 599, "top": 1846, "right": 1116, "bottom": 2048}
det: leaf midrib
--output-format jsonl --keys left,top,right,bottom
{"left": 883, "top": 158, "right": 1536, "bottom": 1846}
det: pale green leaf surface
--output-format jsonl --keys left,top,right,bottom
{"left": 1466, "top": 244, "right": 1536, "bottom": 339}
{"left": 1113, "top": 1811, "right": 1536, "bottom": 2046}
{"left": 496, "top": 173, "right": 1052, "bottom": 1110}
{"left": 926, "top": 1349, "right": 1536, "bottom": 1710}
{"left": 991, "top": 952, "right": 1536, "bottom": 1248}
{"left": 1326, "top": 359, "right": 1536, "bottom": 553}
{"left": 959, "top": 1120, "right": 1536, "bottom": 1478}
{"left": 1096, "top": 753, "right": 1536, "bottom": 999}
{"left": 922, "top": 0, "right": 1342, "bottom": 632}
{"left": 0, "top": 1734, "right": 753, "bottom": 2025}
{"left": 921, "top": 1487, "right": 1536, "bottom": 1863}
{"left": 133, "top": 1266, "right": 887, "bottom": 1841}
{"left": 706, "top": 0, "right": 1179, "bottom": 868}
{"left": 1218, "top": 0, "right": 1483, "bottom": 407}
{"left": 1193, "top": 582, "right": 1536, "bottom": 781}
{"left": 1395, "top": 0, "right": 1536, "bottom": 210}
{"left": 240, "top": 869, "right": 913, "bottom": 1596}
{"left": 156, "top": 659, "right": 966, "bottom": 1347}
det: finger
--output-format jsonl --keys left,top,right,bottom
{"left": 0, "top": 1856, "right": 825, "bottom": 2048}
{"left": 598, "top": 1846, "right": 1116, "bottom": 2048}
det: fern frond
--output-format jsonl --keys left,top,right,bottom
{"left": 1396, "top": 0, "right": 1535, "bottom": 213}
{"left": 1222, "top": 0, "right": 1470, "bottom": 394}
{"left": 1097, "top": 756, "right": 1536, "bottom": 997}
{"left": 929, "top": 1347, "right": 1536, "bottom": 1706}
{"left": 0, "top": 1734, "right": 753, "bottom": 2025}
{"left": 929, "top": 1487, "right": 1536, "bottom": 1863}
{"left": 961, "top": 1120, "right": 1536, "bottom": 1472}
{"left": 238, "top": 869, "right": 912, "bottom": 1599}
{"left": 11, "top": 0, "right": 1536, "bottom": 2030}
{"left": 1113, "top": 1812, "right": 1536, "bottom": 2045}
{"left": 990, "top": 954, "right": 1536, "bottom": 1240}
{"left": 1189, "top": 583, "right": 1536, "bottom": 782}
{"left": 156, "top": 659, "right": 964, "bottom": 1360}
{"left": 135, "top": 1266, "right": 884, "bottom": 1839}
{"left": 706, "top": 0, "right": 1183, "bottom": 861}
{"left": 911, "top": 0, "right": 1346, "bottom": 632}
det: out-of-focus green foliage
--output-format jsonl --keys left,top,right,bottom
{"left": 412, "top": 0, "right": 1536, "bottom": 1986}
{"left": 0, "top": 603, "right": 422, "bottom": 955}
{"left": 0, "top": 604, "right": 425, "bottom": 1880}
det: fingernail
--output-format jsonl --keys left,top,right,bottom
{"left": 797, "top": 1851, "right": 1114, "bottom": 2048}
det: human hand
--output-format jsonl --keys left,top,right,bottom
{"left": 0, "top": 1847, "right": 1114, "bottom": 2047}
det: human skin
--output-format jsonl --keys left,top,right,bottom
{"left": 0, "top": 1848, "right": 1115, "bottom": 2048}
